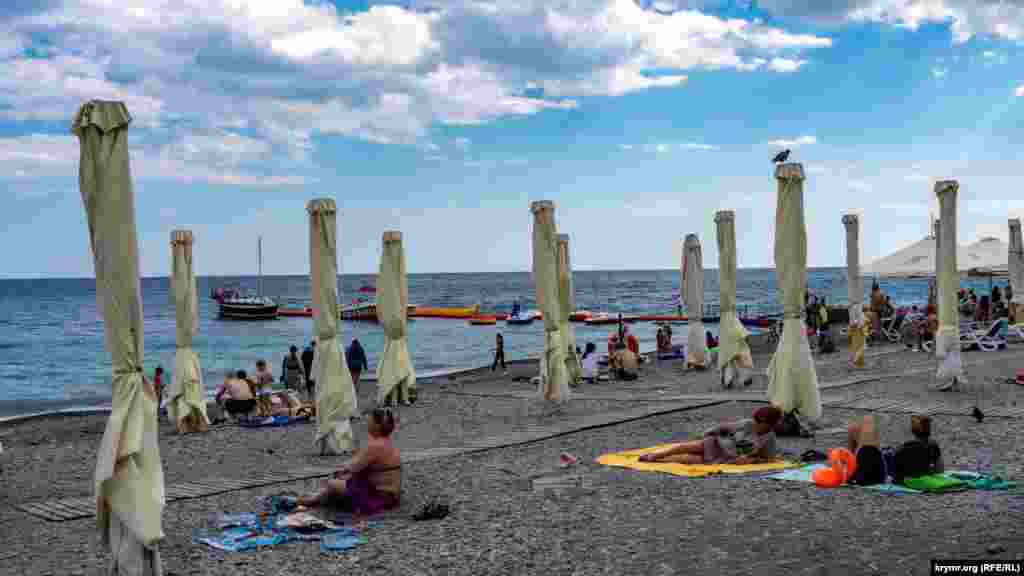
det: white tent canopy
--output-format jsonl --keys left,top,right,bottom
{"left": 864, "top": 235, "right": 1008, "bottom": 278}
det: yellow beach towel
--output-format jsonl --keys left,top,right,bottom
{"left": 598, "top": 444, "right": 797, "bottom": 477}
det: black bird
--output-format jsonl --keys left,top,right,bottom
{"left": 972, "top": 406, "right": 985, "bottom": 423}
{"left": 772, "top": 149, "right": 791, "bottom": 164}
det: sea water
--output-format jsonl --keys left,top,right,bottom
{"left": 0, "top": 270, "right": 1004, "bottom": 418}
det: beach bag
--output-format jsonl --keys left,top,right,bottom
{"left": 775, "top": 410, "right": 812, "bottom": 438}
{"left": 881, "top": 447, "right": 897, "bottom": 483}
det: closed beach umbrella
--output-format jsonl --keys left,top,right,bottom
{"left": 934, "top": 181, "right": 962, "bottom": 385}
{"left": 531, "top": 200, "right": 570, "bottom": 403}
{"left": 557, "top": 234, "right": 582, "bottom": 384}
{"left": 73, "top": 100, "right": 164, "bottom": 574}
{"left": 308, "top": 199, "right": 355, "bottom": 454}
{"left": 714, "top": 211, "right": 753, "bottom": 387}
{"left": 376, "top": 231, "right": 416, "bottom": 404}
{"left": 843, "top": 215, "right": 865, "bottom": 368}
{"left": 766, "top": 163, "right": 821, "bottom": 420}
{"left": 932, "top": 219, "right": 941, "bottom": 304}
{"left": 683, "top": 234, "right": 706, "bottom": 369}
{"left": 168, "top": 230, "right": 210, "bottom": 434}
{"left": 1010, "top": 219, "right": 1024, "bottom": 322}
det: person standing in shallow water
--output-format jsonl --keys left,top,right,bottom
{"left": 491, "top": 332, "right": 507, "bottom": 376}
{"left": 302, "top": 341, "right": 316, "bottom": 401}
{"left": 153, "top": 365, "right": 165, "bottom": 419}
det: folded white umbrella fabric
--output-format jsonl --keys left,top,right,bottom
{"left": 308, "top": 199, "right": 355, "bottom": 454}
{"left": 766, "top": 163, "right": 821, "bottom": 420}
{"left": 684, "top": 234, "right": 707, "bottom": 369}
{"left": 73, "top": 100, "right": 165, "bottom": 575}
{"left": 557, "top": 234, "right": 582, "bottom": 384}
{"left": 1010, "top": 219, "right": 1024, "bottom": 321}
{"left": 843, "top": 215, "right": 866, "bottom": 368}
{"left": 168, "top": 230, "right": 210, "bottom": 434}
{"left": 934, "top": 181, "right": 963, "bottom": 382}
{"left": 714, "top": 211, "right": 752, "bottom": 387}
{"left": 376, "top": 231, "right": 416, "bottom": 404}
{"left": 531, "top": 201, "right": 570, "bottom": 403}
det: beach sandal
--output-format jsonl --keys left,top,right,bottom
{"left": 412, "top": 501, "right": 450, "bottom": 521}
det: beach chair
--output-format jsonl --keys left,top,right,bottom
{"left": 960, "top": 318, "right": 1007, "bottom": 352}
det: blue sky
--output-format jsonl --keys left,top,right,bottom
{"left": 1, "top": 0, "right": 1022, "bottom": 278}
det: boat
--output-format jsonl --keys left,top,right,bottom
{"left": 505, "top": 310, "right": 537, "bottom": 325}
{"left": 278, "top": 306, "right": 314, "bottom": 317}
{"left": 218, "top": 237, "right": 278, "bottom": 321}
{"left": 585, "top": 313, "right": 632, "bottom": 325}
{"left": 211, "top": 287, "right": 240, "bottom": 303}
{"left": 339, "top": 303, "right": 418, "bottom": 322}
{"left": 409, "top": 304, "right": 481, "bottom": 319}
{"left": 568, "top": 311, "right": 592, "bottom": 322}
{"left": 468, "top": 316, "right": 497, "bottom": 326}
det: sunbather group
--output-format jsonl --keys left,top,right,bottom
{"left": 215, "top": 361, "right": 312, "bottom": 421}
{"left": 638, "top": 405, "right": 946, "bottom": 487}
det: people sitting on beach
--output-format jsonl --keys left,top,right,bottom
{"left": 847, "top": 415, "right": 884, "bottom": 486}
{"left": 298, "top": 408, "right": 401, "bottom": 514}
{"left": 893, "top": 415, "right": 944, "bottom": 485}
{"left": 638, "top": 406, "right": 783, "bottom": 465}
{"left": 581, "top": 342, "right": 599, "bottom": 383}
{"left": 974, "top": 295, "right": 992, "bottom": 324}
{"left": 610, "top": 341, "right": 639, "bottom": 381}
{"left": 253, "top": 359, "right": 275, "bottom": 416}
{"left": 705, "top": 331, "right": 718, "bottom": 349}
{"left": 215, "top": 370, "right": 257, "bottom": 419}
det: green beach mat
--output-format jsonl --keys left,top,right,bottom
{"left": 766, "top": 464, "right": 994, "bottom": 494}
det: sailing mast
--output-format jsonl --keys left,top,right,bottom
{"left": 258, "top": 235, "right": 263, "bottom": 298}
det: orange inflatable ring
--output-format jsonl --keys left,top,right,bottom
{"left": 829, "top": 448, "right": 857, "bottom": 482}
{"left": 812, "top": 465, "right": 842, "bottom": 488}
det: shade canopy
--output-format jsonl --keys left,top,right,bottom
{"left": 308, "top": 198, "right": 355, "bottom": 454}
{"left": 864, "top": 235, "right": 1008, "bottom": 278}
{"left": 376, "top": 231, "right": 416, "bottom": 404}
{"left": 73, "top": 100, "right": 164, "bottom": 575}
{"left": 766, "top": 163, "right": 821, "bottom": 420}
{"left": 168, "top": 230, "right": 210, "bottom": 434}
{"left": 714, "top": 211, "right": 752, "bottom": 386}
{"left": 531, "top": 200, "right": 570, "bottom": 403}
{"left": 1010, "top": 219, "right": 1023, "bottom": 307}
{"left": 557, "top": 234, "right": 581, "bottom": 384}
{"left": 934, "top": 181, "right": 962, "bottom": 381}
{"left": 843, "top": 214, "right": 866, "bottom": 368}
{"left": 683, "top": 234, "right": 706, "bottom": 369}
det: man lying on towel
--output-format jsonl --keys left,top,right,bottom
{"left": 639, "top": 406, "right": 783, "bottom": 465}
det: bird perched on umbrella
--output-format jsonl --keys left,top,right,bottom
{"left": 772, "top": 149, "right": 791, "bottom": 164}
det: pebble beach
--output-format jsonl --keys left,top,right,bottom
{"left": 3, "top": 338, "right": 1024, "bottom": 575}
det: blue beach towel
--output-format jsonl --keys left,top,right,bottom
{"left": 196, "top": 510, "right": 370, "bottom": 553}
{"left": 321, "top": 529, "right": 368, "bottom": 552}
{"left": 239, "top": 415, "right": 310, "bottom": 428}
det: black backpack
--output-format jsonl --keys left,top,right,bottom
{"left": 775, "top": 409, "right": 813, "bottom": 438}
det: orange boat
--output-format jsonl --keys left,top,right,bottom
{"left": 278, "top": 307, "right": 314, "bottom": 317}
{"left": 468, "top": 316, "right": 497, "bottom": 326}
{"left": 410, "top": 304, "right": 481, "bottom": 319}
{"left": 569, "top": 311, "right": 592, "bottom": 322}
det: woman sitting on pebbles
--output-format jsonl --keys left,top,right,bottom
{"left": 298, "top": 408, "right": 401, "bottom": 514}
{"left": 639, "top": 406, "right": 783, "bottom": 465}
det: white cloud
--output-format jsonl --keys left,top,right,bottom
{"left": 767, "top": 57, "right": 807, "bottom": 72}
{"left": 880, "top": 202, "right": 928, "bottom": 211}
{"left": 757, "top": 1, "right": 1024, "bottom": 44}
{"left": 679, "top": 141, "right": 720, "bottom": 150}
{"left": 618, "top": 144, "right": 635, "bottom": 150}
{"left": 653, "top": 143, "right": 671, "bottom": 153}
{"left": 931, "top": 66, "right": 948, "bottom": 79}
{"left": 766, "top": 135, "right": 817, "bottom": 148}
{"left": 1016, "top": 84, "right": 1024, "bottom": 97}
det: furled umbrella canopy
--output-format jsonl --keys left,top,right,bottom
{"left": 843, "top": 215, "right": 866, "bottom": 368}
{"left": 168, "top": 230, "right": 210, "bottom": 434}
{"left": 1010, "top": 219, "right": 1024, "bottom": 322}
{"left": 376, "top": 231, "right": 416, "bottom": 404}
{"left": 308, "top": 198, "right": 355, "bottom": 454}
{"left": 73, "top": 100, "right": 164, "bottom": 575}
{"left": 766, "top": 163, "right": 821, "bottom": 420}
{"left": 557, "top": 234, "right": 582, "bottom": 384}
{"left": 934, "top": 181, "right": 962, "bottom": 384}
{"left": 931, "top": 219, "right": 941, "bottom": 305}
{"left": 531, "top": 201, "right": 570, "bottom": 403}
{"left": 683, "top": 234, "right": 706, "bottom": 369}
{"left": 714, "top": 211, "right": 752, "bottom": 387}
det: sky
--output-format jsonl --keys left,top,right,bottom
{"left": 1, "top": 0, "right": 1022, "bottom": 278}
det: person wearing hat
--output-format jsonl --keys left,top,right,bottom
{"left": 639, "top": 406, "right": 784, "bottom": 465}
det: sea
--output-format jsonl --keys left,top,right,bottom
{"left": 0, "top": 270, "right": 1007, "bottom": 419}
